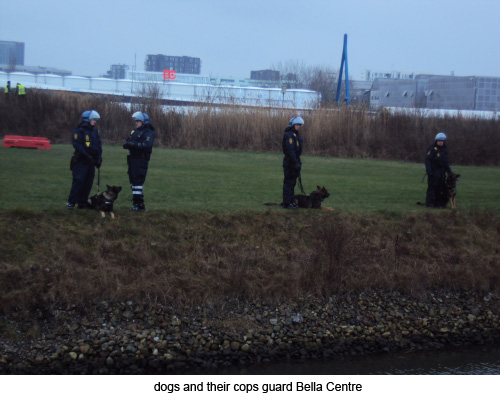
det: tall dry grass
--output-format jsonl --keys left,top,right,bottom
{"left": 1, "top": 209, "right": 499, "bottom": 313}
{"left": 1, "top": 89, "right": 499, "bottom": 165}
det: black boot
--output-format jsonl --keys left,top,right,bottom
{"left": 131, "top": 194, "right": 146, "bottom": 211}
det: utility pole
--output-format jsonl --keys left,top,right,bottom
{"left": 281, "top": 84, "right": 287, "bottom": 111}
{"left": 335, "top": 33, "right": 350, "bottom": 104}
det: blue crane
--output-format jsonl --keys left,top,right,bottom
{"left": 335, "top": 34, "right": 350, "bottom": 104}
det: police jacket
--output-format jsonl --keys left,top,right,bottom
{"left": 72, "top": 122, "right": 102, "bottom": 163}
{"left": 282, "top": 126, "right": 303, "bottom": 164}
{"left": 124, "top": 124, "right": 154, "bottom": 161}
{"left": 425, "top": 142, "right": 452, "bottom": 175}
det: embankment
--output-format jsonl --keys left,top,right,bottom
{"left": 1, "top": 209, "right": 499, "bottom": 373}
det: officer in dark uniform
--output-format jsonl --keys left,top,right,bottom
{"left": 123, "top": 111, "right": 154, "bottom": 211}
{"left": 67, "top": 110, "right": 102, "bottom": 209}
{"left": 282, "top": 116, "right": 304, "bottom": 209}
{"left": 425, "top": 132, "right": 453, "bottom": 208}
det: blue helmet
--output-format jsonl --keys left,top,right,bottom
{"left": 288, "top": 116, "right": 304, "bottom": 126}
{"left": 81, "top": 110, "right": 91, "bottom": 122}
{"left": 435, "top": 132, "right": 447, "bottom": 141}
{"left": 132, "top": 111, "right": 147, "bottom": 123}
{"left": 82, "top": 110, "right": 100, "bottom": 122}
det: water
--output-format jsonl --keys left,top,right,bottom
{"left": 211, "top": 345, "right": 500, "bottom": 375}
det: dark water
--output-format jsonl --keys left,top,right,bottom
{"left": 213, "top": 345, "right": 500, "bottom": 375}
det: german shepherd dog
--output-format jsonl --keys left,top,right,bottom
{"left": 294, "top": 185, "right": 330, "bottom": 208}
{"left": 445, "top": 173, "right": 460, "bottom": 209}
{"left": 88, "top": 185, "right": 122, "bottom": 218}
{"left": 265, "top": 186, "right": 331, "bottom": 209}
{"left": 417, "top": 173, "right": 460, "bottom": 209}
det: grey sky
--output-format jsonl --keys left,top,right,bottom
{"left": 1, "top": 0, "right": 499, "bottom": 79}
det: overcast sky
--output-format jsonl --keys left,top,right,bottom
{"left": 1, "top": 0, "right": 499, "bottom": 79}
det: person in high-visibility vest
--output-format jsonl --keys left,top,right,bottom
{"left": 4, "top": 80, "right": 10, "bottom": 94}
{"left": 16, "top": 83, "right": 26, "bottom": 96}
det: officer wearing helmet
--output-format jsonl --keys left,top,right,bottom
{"left": 123, "top": 111, "right": 155, "bottom": 211}
{"left": 424, "top": 132, "right": 453, "bottom": 208}
{"left": 67, "top": 110, "right": 102, "bottom": 209}
{"left": 282, "top": 116, "right": 304, "bottom": 209}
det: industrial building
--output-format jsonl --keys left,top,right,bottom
{"left": 368, "top": 74, "right": 500, "bottom": 112}
{"left": 145, "top": 54, "right": 201, "bottom": 74}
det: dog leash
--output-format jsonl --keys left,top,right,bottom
{"left": 96, "top": 166, "right": 101, "bottom": 195}
{"left": 298, "top": 174, "right": 307, "bottom": 195}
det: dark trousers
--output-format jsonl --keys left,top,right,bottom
{"left": 127, "top": 157, "right": 148, "bottom": 186}
{"left": 68, "top": 160, "right": 95, "bottom": 205}
{"left": 425, "top": 172, "right": 446, "bottom": 207}
{"left": 283, "top": 161, "right": 298, "bottom": 205}
{"left": 127, "top": 156, "right": 149, "bottom": 204}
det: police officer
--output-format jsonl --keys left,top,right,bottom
{"left": 67, "top": 110, "right": 102, "bottom": 209}
{"left": 123, "top": 111, "right": 154, "bottom": 211}
{"left": 425, "top": 132, "right": 453, "bottom": 208}
{"left": 282, "top": 116, "right": 304, "bottom": 209}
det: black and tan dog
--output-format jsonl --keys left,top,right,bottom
{"left": 417, "top": 173, "right": 460, "bottom": 209}
{"left": 265, "top": 185, "right": 331, "bottom": 209}
{"left": 88, "top": 185, "right": 122, "bottom": 218}
{"left": 445, "top": 173, "right": 460, "bottom": 209}
{"left": 293, "top": 185, "right": 330, "bottom": 208}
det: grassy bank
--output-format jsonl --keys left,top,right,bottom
{"left": 0, "top": 209, "right": 500, "bottom": 315}
{"left": 1, "top": 89, "right": 500, "bottom": 165}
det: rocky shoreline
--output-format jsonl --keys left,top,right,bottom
{"left": 1, "top": 290, "right": 499, "bottom": 374}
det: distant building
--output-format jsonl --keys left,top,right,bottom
{"left": 106, "top": 64, "right": 129, "bottom": 79}
{"left": 368, "top": 74, "right": 500, "bottom": 112}
{"left": 250, "top": 69, "right": 280, "bottom": 82}
{"left": 370, "top": 78, "right": 419, "bottom": 108}
{"left": 0, "top": 64, "right": 71, "bottom": 76}
{"left": 0, "top": 40, "right": 25, "bottom": 68}
{"left": 362, "top": 69, "right": 417, "bottom": 81}
{"left": 349, "top": 80, "right": 372, "bottom": 105}
{"left": 145, "top": 54, "right": 201, "bottom": 74}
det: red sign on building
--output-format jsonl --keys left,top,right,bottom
{"left": 162, "top": 70, "right": 176, "bottom": 80}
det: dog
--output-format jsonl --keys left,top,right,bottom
{"left": 88, "top": 185, "right": 122, "bottom": 218}
{"left": 265, "top": 185, "right": 331, "bottom": 209}
{"left": 417, "top": 173, "right": 460, "bottom": 209}
{"left": 445, "top": 173, "right": 460, "bottom": 209}
{"left": 294, "top": 185, "right": 330, "bottom": 208}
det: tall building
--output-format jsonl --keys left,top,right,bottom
{"left": 0, "top": 40, "right": 25, "bottom": 67}
{"left": 145, "top": 54, "right": 201, "bottom": 74}
{"left": 106, "top": 64, "right": 129, "bottom": 79}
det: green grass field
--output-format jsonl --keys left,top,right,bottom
{"left": 1, "top": 145, "right": 499, "bottom": 213}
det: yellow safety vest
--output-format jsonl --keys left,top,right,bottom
{"left": 18, "top": 85, "right": 26, "bottom": 95}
